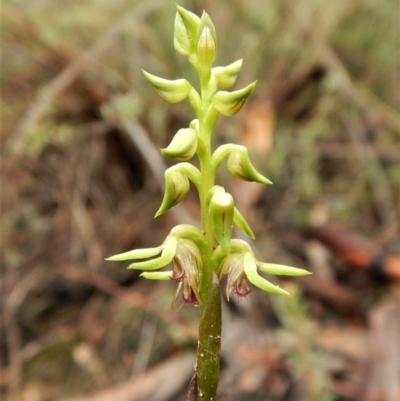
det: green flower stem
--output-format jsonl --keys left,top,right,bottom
{"left": 195, "top": 69, "right": 222, "bottom": 400}
{"left": 196, "top": 273, "right": 222, "bottom": 400}
{"left": 210, "top": 143, "right": 233, "bottom": 174}
{"left": 197, "top": 70, "right": 219, "bottom": 304}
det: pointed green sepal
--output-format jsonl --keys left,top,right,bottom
{"left": 257, "top": 263, "right": 312, "bottom": 276}
{"left": 211, "top": 81, "right": 256, "bottom": 116}
{"left": 155, "top": 166, "right": 190, "bottom": 217}
{"left": 106, "top": 245, "right": 162, "bottom": 261}
{"left": 140, "top": 271, "right": 173, "bottom": 280}
{"left": 161, "top": 128, "right": 198, "bottom": 161}
{"left": 142, "top": 70, "right": 191, "bottom": 104}
{"left": 128, "top": 237, "right": 177, "bottom": 270}
{"left": 209, "top": 192, "right": 234, "bottom": 254}
{"left": 233, "top": 207, "right": 255, "bottom": 239}
{"left": 243, "top": 253, "right": 290, "bottom": 296}
{"left": 197, "top": 12, "right": 217, "bottom": 65}
{"left": 227, "top": 145, "right": 272, "bottom": 184}
{"left": 212, "top": 59, "right": 243, "bottom": 89}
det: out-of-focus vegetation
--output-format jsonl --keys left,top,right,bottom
{"left": 1, "top": 0, "right": 399, "bottom": 400}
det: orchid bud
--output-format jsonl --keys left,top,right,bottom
{"left": 209, "top": 192, "right": 234, "bottom": 254}
{"left": 175, "top": 5, "right": 201, "bottom": 57}
{"left": 197, "top": 12, "right": 217, "bottom": 65}
{"left": 161, "top": 128, "right": 198, "bottom": 161}
{"left": 227, "top": 145, "right": 272, "bottom": 184}
{"left": 211, "top": 81, "right": 256, "bottom": 116}
{"left": 142, "top": 70, "right": 191, "bottom": 104}
{"left": 205, "top": 185, "right": 225, "bottom": 211}
{"left": 155, "top": 167, "right": 190, "bottom": 217}
{"left": 197, "top": 26, "right": 216, "bottom": 65}
{"left": 212, "top": 59, "right": 243, "bottom": 89}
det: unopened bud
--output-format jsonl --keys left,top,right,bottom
{"left": 161, "top": 128, "right": 198, "bottom": 161}
{"left": 209, "top": 192, "right": 234, "bottom": 254}
{"left": 212, "top": 59, "right": 243, "bottom": 89}
{"left": 156, "top": 167, "right": 190, "bottom": 217}
{"left": 142, "top": 70, "right": 191, "bottom": 104}
{"left": 212, "top": 81, "right": 256, "bottom": 116}
{"left": 227, "top": 145, "right": 272, "bottom": 185}
{"left": 197, "top": 12, "right": 217, "bottom": 65}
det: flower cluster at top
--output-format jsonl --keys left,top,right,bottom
{"left": 107, "top": 6, "right": 310, "bottom": 306}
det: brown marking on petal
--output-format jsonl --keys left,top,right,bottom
{"left": 183, "top": 286, "right": 199, "bottom": 305}
{"left": 228, "top": 97, "right": 247, "bottom": 114}
{"left": 234, "top": 275, "right": 251, "bottom": 299}
{"left": 172, "top": 257, "right": 185, "bottom": 281}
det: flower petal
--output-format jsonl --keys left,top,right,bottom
{"left": 140, "top": 271, "right": 173, "bottom": 280}
{"left": 244, "top": 253, "right": 289, "bottom": 296}
{"left": 106, "top": 245, "right": 163, "bottom": 261}
{"left": 257, "top": 262, "right": 311, "bottom": 276}
{"left": 128, "top": 237, "right": 177, "bottom": 271}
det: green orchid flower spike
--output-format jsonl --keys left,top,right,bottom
{"left": 107, "top": 5, "right": 311, "bottom": 400}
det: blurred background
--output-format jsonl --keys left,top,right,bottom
{"left": 1, "top": 0, "right": 399, "bottom": 400}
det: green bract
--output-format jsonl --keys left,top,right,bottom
{"left": 233, "top": 207, "right": 255, "bottom": 239}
